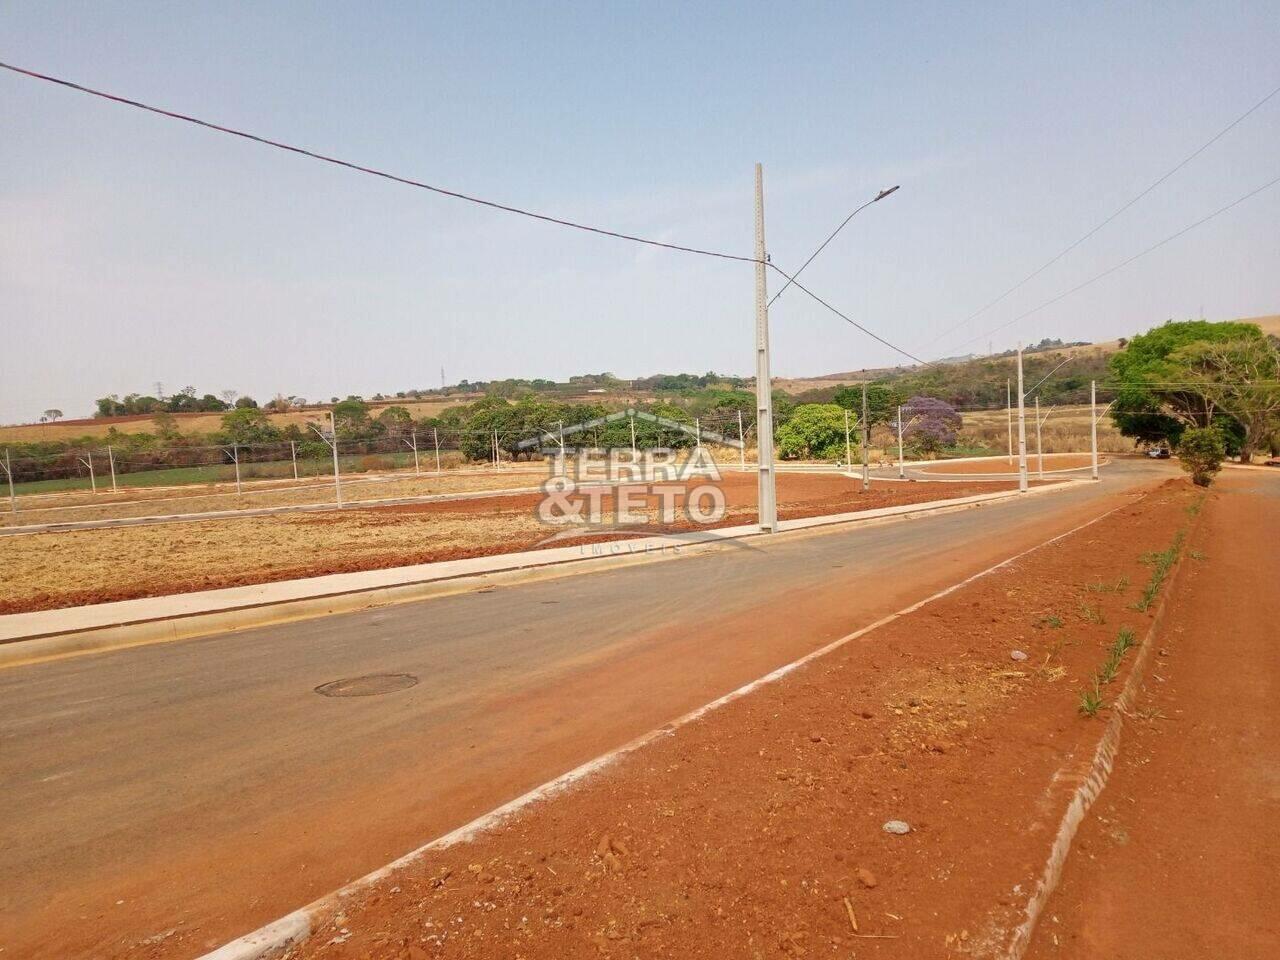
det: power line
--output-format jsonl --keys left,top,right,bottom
{"left": 768, "top": 186, "right": 899, "bottom": 307}
{"left": 0, "top": 60, "right": 755, "bottom": 265}
{"left": 924, "top": 78, "right": 1280, "bottom": 351}
{"left": 767, "top": 264, "right": 934, "bottom": 367}
{"left": 1, "top": 60, "right": 936, "bottom": 367}
{"left": 952, "top": 170, "right": 1280, "bottom": 352}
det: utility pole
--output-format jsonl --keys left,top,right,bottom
{"left": 897, "top": 405, "right": 905, "bottom": 479}
{"left": 77, "top": 451, "right": 98, "bottom": 495}
{"left": 3, "top": 449, "right": 15, "bottom": 516}
{"left": 108, "top": 444, "right": 118, "bottom": 492}
{"left": 844, "top": 408, "right": 852, "bottom": 470}
{"left": 1016, "top": 344, "right": 1028, "bottom": 493}
{"left": 409, "top": 430, "right": 421, "bottom": 475}
{"left": 1006, "top": 378, "right": 1014, "bottom": 464}
{"left": 861, "top": 382, "right": 870, "bottom": 492}
{"left": 433, "top": 427, "right": 442, "bottom": 474}
{"left": 753, "top": 163, "right": 777, "bottom": 532}
{"left": 737, "top": 409, "right": 746, "bottom": 472}
{"left": 330, "top": 411, "right": 343, "bottom": 505}
{"left": 1035, "top": 396, "right": 1044, "bottom": 480}
{"left": 1090, "top": 380, "right": 1099, "bottom": 481}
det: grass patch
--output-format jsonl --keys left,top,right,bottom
{"left": 1079, "top": 683, "right": 1104, "bottom": 718}
{"left": 1132, "top": 532, "right": 1185, "bottom": 612}
{"left": 1087, "top": 576, "right": 1129, "bottom": 594}
{"left": 1077, "top": 598, "right": 1106, "bottom": 625}
{"left": 1035, "top": 614, "right": 1065, "bottom": 629}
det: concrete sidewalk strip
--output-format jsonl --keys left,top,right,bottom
{"left": 0, "top": 480, "right": 1078, "bottom": 666}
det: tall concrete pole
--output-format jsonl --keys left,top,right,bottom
{"left": 754, "top": 163, "right": 777, "bottom": 531}
{"left": 861, "top": 382, "right": 870, "bottom": 492}
{"left": 1016, "top": 345, "right": 1028, "bottom": 493}
{"left": 1006, "top": 378, "right": 1014, "bottom": 464}
{"left": 897, "top": 405, "right": 905, "bottom": 478}
{"left": 1035, "top": 395, "right": 1044, "bottom": 480}
{"left": 330, "top": 411, "right": 343, "bottom": 506}
{"left": 844, "top": 408, "right": 852, "bottom": 469}
{"left": 5, "top": 449, "right": 15, "bottom": 516}
{"left": 1090, "top": 379, "right": 1099, "bottom": 480}
{"left": 738, "top": 409, "right": 746, "bottom": 472}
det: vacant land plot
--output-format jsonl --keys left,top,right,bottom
{"left": 958, "top": 405, "right": 1131, "bottom": 454}
{"left": 2, "top": 464, "right": 546, "bottom": 526}
{"left": 1, "top": 473, "right": 1034, "bottom": 612}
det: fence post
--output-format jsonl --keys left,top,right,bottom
{"left": 860, "top": 383, "right": 870, "bottom": 492}
{"left": 233, "top": 443, "right": 242, "bottom": 495}
{"left": 87, "top": 451, "right": 97, "bottom": 495}
{"left": 108, "top": 444, "right": 118, "bottom": 492}
{"left": 433, "top": 427, "right": 441, "bottom": 474}
{"left": 411, "top": 430, "right": 420, "bottom": 475}
{"left": 290, "top": 440, "right": 298, "bottom": 481}
{"left": 738, "top": 409, "right": 746, "bottom": 472}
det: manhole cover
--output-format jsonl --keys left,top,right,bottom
{"left": 315, "top": 673, "right": 418, "bottom": 698}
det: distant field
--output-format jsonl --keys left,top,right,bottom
{"left": 0, "top": 398, "right": 476, "bottom": 442}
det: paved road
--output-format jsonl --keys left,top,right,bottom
{"left": 0, "top": 460, "right": 1173, "bottom": 959}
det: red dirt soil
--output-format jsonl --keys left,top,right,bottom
{"left": 1026, "top": 471, "right": 1279, "bottom": 958}
{"left": 3, "top": 475, "right": 1036, "bottom": 614}
{"left": 227, "top": 481, "right": 1200, "bottom": 960}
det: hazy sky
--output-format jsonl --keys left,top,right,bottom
{"left": 3, "top": 1, "right": 1278, "bottom": 422}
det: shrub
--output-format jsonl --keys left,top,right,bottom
{"left": 1176, "top": 427, "right": 1225, "bottom": 487}
{"left": 776, "top": 404, "right": 852, "bottom": 461}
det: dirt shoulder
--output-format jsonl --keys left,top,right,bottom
{"left": 3, "top": 474, "right": 1032, "bottom": 613}
{"left": 1026, "top": 471, "right": 1280, "bottom": 959}
{"left": 220, "top": 479, "right": 1200, "bottom": 960}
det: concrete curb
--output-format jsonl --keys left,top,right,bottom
{"left": 999, "top": 501, "right": 1204, "bottom": 959}
{"left": 193, "top": 494, "right": 1132, "bottom": 960}
{"left": 0, "top": 481, "right": 1080, "bottom": 668}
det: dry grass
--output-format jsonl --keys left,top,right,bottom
{"left": 0, "top": 399, "right": 475, "bottom": 442}
{"left": 1, "top": 464, "right": 550, "bottom": 525}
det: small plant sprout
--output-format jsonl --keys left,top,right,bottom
{"left": 1077, "top": 598, "right": 1106, "bottom": 625}
{"left": 1079, "top": 684, "right": 1104, "bottom": 718}
{"left": 1133, "top": 531, "right": 1185, "bottom": 612}
{"left": 1035, "top": 614, "right": 1065, "bottom": 629}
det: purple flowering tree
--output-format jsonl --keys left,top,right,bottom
{"left": 896, "top": 396, "right": 962, "bottom": 455}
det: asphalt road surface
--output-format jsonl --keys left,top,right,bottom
{"left": 0, "top": 459, "right": 1174, "bottom": 959}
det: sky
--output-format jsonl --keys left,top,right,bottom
{"left": 2, "top": 1, "right": 1278, "bottom": 422}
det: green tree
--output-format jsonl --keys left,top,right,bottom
{"left": 1167, "top": 335, "right": 1280, "bottom": 463}
{"left": 376, "top": 405, "right": 413, "bottom": 436}
{"left": 219, "top": 407, "right": 281, "bottom": 444}
{"left": 832, "top": 383, "right": 904, "bottom": 425}
{"left": 1176, "top": 427, "right": 1226, "bottom": 487}
{"left": 775, "top": 404, "right": 851, "bottom": 462}
{"left": 1109, "top": 320, "right": 1265, "bottom": 447}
